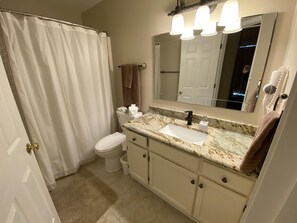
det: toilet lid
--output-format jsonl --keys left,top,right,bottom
{"left": 95, "top": 132, "right": 126, "bottom": 152}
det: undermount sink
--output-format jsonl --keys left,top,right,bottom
{"left": 159, "top": 124, "right": 207, "bottom": 146}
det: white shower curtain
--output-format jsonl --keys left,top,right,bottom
{"left": 0, "top": 12, "right": 114, "bottom": 190}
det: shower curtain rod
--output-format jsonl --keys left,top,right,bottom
{"left": 0, "top": 8, "right": 108, "bottom": 35}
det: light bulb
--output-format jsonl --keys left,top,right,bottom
{"left": 193, "top": 5, "right": 210, "bottom": 30}
{"left": 223, "top": 18, "right": 242, "bottom": 34}
{"left": 170, "top": 14, "right": 184, "bottom": 35}
{"left": 218, "top": 0, "right": 239, "bottom": 27}
{"left": 181, "top": 28, "right": 195, "bottom": 40}
{"left": 201, "top": 22, "right": 217, "bottom": 37}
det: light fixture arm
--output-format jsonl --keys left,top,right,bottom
{"left": 168, "top": 0, "right": 226, "bottom": 17}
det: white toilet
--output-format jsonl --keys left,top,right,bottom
{"left": 94, "top": 107, "right": 142, "bottom": 173}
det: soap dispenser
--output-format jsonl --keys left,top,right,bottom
{"left": 199, "top": 116, "right": 208, "bottom": 133}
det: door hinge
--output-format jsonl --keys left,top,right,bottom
{"left": 148, "top": 156, "right": 150, "bottom": 162}
{"left": 214, "top": 83, "right": 216, "bottom": 89}
{"left": 243, "top": 205, "right": 247, "bottom": 213}
{"left": 220, "top": 43, "right": 222, "bottom": 49}
{"left": 148, "top": 177, "right": 150, "bottom": 182}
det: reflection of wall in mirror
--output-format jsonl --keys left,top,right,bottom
{"left": 155, "top": 34, "right": 181, "bottom": 101}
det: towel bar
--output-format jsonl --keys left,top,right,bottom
{"left": 118, "top": 63, "right": 147, "bottom": 69}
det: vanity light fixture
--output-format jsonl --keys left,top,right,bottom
{"left": 170, "top": 13, "right": 185, "bottom": 35}
{"left": 168, "top": 0, "right": 242, "bottom": 39}
{"left": 201, "top": 22, "right": 218, "bottom": 36}
{"left": 170, "top": 0, "right": 185, "bottom": 35}
{"left": 181, "top": 28, "right": 195, "bottom": 40}
{"left": 218, "top": 0, "right": 242, "bottom": 33}
{"left": 193, "top": 5, "right": 210, "bottom": 30}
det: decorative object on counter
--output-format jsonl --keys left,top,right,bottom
{"left": 120, "top": 64, "right": 142, "bottom": 109}
{"left": 263, "top": 66, "right": 289, "bottom": 114}
{"left": 128, "top": 104, "right": 139, "bottom": 116}
{"left": 199, "top": 116, "right": 209, "bottom": 133}
{"left": 150, "top": 105, "right": 257, "bottom": 136}
{"left": 240, "top": 111, "right": 280, "bottom": 174}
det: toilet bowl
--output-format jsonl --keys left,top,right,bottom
{"left": 94, "top": 107, "right": 142, "bottom": 173}
{"left": 95, "top": 132, "right": 126, "bottom": 172}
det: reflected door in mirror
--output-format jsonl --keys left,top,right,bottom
{"left": 178, "top": 33, "right": 223, "bottom": 106}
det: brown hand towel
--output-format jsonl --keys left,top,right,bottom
{"left": 240, "top": 111, "right": 280, "bottom": 174}
{"left": 121, "top": 64, "right": 141, "bottom": 108}
{"left": 121, "top": 64, "right": 133, "bottom": 88}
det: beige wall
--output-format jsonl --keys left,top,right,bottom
{"left": 284, "top": 3, "right": 297, "bottom": 93}
{"left": 82, "top": 0, "right": 296, "bottom": 125}
{"left": 0, "top": 0, "right": 82, "bottom": 24}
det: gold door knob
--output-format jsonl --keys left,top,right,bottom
{"left": 26, "top": 143, "right": 39, "bottom": 154}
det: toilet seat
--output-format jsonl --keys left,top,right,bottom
{"left": 95, "top": 132, "right": 126, "bottom": 153}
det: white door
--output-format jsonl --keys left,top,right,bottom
{"left": 149, "top": 153, "right": 198, "bottom": 215}
{"left": 127, "top": 142, "right": 148, "bottom": 185}
{"left": 178, "top": 33, "right": 223, "bottom": 105}
{"left": 0, "top": 58, "right": 61, "bottom": 223}
{"left": 193, "top": 177, "right": 247, "bottom": 223}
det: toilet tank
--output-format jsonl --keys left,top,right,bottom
{"left": 116, "top": 108, "right": 142, "bottom": 131}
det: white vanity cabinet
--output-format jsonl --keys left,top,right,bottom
{"left": 126, "top": 130, "right": 255, "bottom": 222}
{"left": 193, "top": 177, "right": 247, "bottom": 223}
{"left": 149, "top": 153, "right": 198, "bottom": 215}
{"left": 126, "top": 131, "right": 149, "bottom": 185}
{"left": 193, "top": 160, "right": 254, "bottom": 223}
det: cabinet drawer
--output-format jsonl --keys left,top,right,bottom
{"left": 127, "top": 130, "right": 147, "bottom": 148}
{"left": 149, "top": 139, "right": 200, "bottom": 173}
{"left": 200, "top": 161, "right": 255, "bottom": 196}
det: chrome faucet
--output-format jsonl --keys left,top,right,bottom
{"left": 185, "top": 111, "right": 193, "bottom": 125}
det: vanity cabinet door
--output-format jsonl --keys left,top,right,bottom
{"left": 149, "top": 153, "right": 198, "bottom": 215}
{"left": 127, "top": 142, "right": 148, "bottom": 185}
{"left": 193, "top": 177, "right": 247, "bottom": 223}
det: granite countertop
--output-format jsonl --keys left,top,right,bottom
{"left": 124, "top": 113, "right": 254, "bottom": 174}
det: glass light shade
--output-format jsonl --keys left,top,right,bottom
{"left": 218, "top": 0, "right": 239, "bottom": 27}
{"left": 170, "top": 14, "right": 184, "bottom": 35}
{"left": 180, "top": 28, "right": 195, "bottom": 40}
{"left": 223, "top": 19, "right": 242, "bottom": 34}
{"left": 201, "top": 22, "right": 217, "bottom": 36}
{"left": 193, "top": 5, "right": 210, "bottom": 30}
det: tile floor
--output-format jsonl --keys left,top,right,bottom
{"left": 50, "top": 158, "right": 195, "bottom": 223}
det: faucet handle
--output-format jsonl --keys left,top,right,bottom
{"left": 202, "top": 115, "right": 208, "bottom": 121}
{"left": 185, "top": 110, "right": 193, "bottom": 116}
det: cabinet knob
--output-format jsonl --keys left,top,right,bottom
{"left": 222, "top": 177, "right": 228, "bottom": 183}
{"left": 132, "top": 138, "right": 136, "bottom": 141}
{"left": 143, "top": 154, "right": 146, "bottom": 158}
{"left": 191, "top": 180, "right": 195, "bottom": 185}
{"left": 199, "top": 183, "right": 203, "bottom": 189}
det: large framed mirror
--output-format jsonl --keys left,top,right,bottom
{"left": 154, "top": 12, "right": 277, "bottom": 112}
